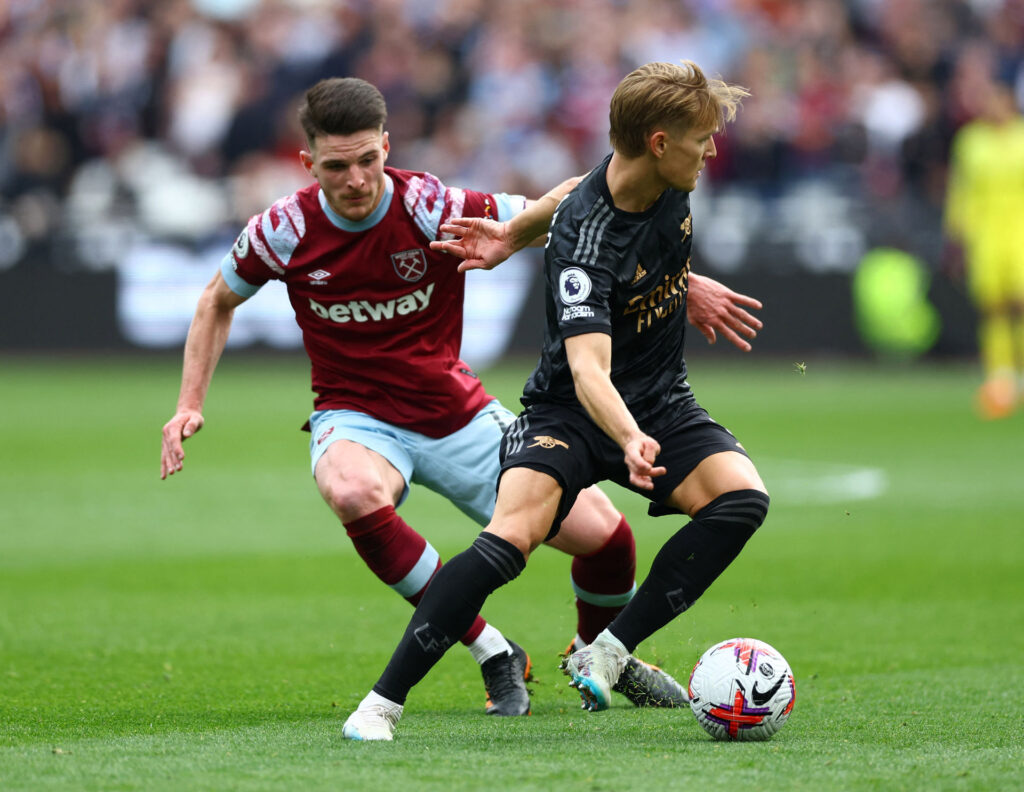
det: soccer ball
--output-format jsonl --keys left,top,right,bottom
{"left": 688, "top": 637, "right": 795, "bottom": 741}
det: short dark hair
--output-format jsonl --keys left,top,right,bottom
{"left": 298, "top": 78, "right": 388, "bottom": 145}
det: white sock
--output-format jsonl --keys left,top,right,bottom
{"left": 467, "top": 623, "right": 513, "bottom": 664}
{"left": 593, "top": 628, "right": 629, "bottom": 660}
{"left": 572, "top": 633, "right": 587, "bottom": 650}
{"left": 360, "top": 690, "right": 401, "bottom": 711}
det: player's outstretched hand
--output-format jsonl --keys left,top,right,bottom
{"left": 623, "top": 435, "right": 666, "bottom": 491}
{"left": 160, "top": 409, "right": 204, "bottom": 479}
{"left": 687, "top": 273, "right": 763, "bottom": 352}
{"left": 429, "top": 217, "right": 515, "bottom": 272}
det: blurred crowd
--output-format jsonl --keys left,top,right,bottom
{"left": 1, "top": 0, "right": 1023, "bottom": 272}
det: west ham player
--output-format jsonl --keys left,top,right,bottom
{"left": 160, "top": 77, "right": 763, "bottom": 722}
{"left": 343, "top": 62, "right": 770, "bottom": 741}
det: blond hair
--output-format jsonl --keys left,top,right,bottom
{"left": 609, "top": 62, "right": 749, "bottom": 158}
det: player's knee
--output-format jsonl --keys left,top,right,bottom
{"left": 697, "top": 489, "right": 770, "bottom": 536}
{"left": 562, "top": 486, "right": 622, "bottom": 546}
{"left": 318, "top": 473, "right": 393, "bottom": 522}
{"left": 584, "top": 485, "right": 624, "bottom": 529}
{"left": 601, "top": 513, "right": 634, "bottom": 555}
{"left": 748, "top": 490, "right": 770, "bottom": 530}
{"left": 485, "top": 517, "right": 549, "bottom": 558}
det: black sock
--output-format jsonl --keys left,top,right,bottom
{"left": 608, "top": 489, "right": 769, "bottom": 653}
{"left": 372, "top": 532, "right": 526, "bottom": 704}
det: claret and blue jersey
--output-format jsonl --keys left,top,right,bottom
{"left": 220, "top": 167, "right": 525, "bottom": 437}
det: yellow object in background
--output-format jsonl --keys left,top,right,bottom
{"left": 853, "top": 247, "right": 941, "bottom": 358}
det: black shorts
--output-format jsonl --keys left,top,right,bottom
{"left": 499, "top": 402, "right": 747, "bottom": 539}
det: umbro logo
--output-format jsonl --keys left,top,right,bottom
{"left": 630, "top": 262, "right": 647, "bottom": 286}
{"left": 309, "top": 268, "right": 332, "bottom": 285}
{"left": 527, "top": 435, "right": 569, "bottom": 450}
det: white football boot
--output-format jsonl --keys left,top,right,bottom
{"left": 565, "top": 637, "right": 689, "bottom": 707}
{"left": 562, "top": 630, "right": 629, "bottom": 712}
{"left": 342, "top": 692, "right": 403, "bottom": 741}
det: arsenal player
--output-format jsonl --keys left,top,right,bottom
{"left": 160, "top": 77, "right": 763, "bottom": 722}
{"left": 343, "top": 62, "right": 769, "bottom": 741}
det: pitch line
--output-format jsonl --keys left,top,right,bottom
{"left": 758, "top": 458, "right": 888, "bottom": 505}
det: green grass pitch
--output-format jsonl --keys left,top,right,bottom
{"left": 1, "top": 354, "right": 1022, "bottom": 791}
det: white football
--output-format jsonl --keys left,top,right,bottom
{"left": 688, "top": 637, "right": 795, "bottom": 741}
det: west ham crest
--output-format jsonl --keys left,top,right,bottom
{"left": 391, "top": 248, "right": 428, "bottom": 282}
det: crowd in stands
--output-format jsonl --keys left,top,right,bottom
{"left": 1, "top": 0, "right": 1022, "bottom": 270}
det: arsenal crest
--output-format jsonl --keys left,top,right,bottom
{"left": 391, "top": 248, "right": 428, "bottom": 282}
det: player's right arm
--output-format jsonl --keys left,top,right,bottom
{"left": 564, "top": 331, "right": 666, "bottom": 491}
{"left": 429, "top": 175, "right": 583, "bottom": 271}
{"left": 160, "top": 271, "right": 248, "bottom": 479}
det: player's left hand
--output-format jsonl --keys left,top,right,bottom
{"left": 623, "top": 435, "right": 666, "bottom": 491}
{"left": 687, "top": 273, "right": 763, "bottom": 352}
{"left": 429, "top": 217, "right": 515, "bottom": 272}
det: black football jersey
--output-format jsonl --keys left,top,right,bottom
{"left": 521, "top": 156, "right": 697, "bottom": 429}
